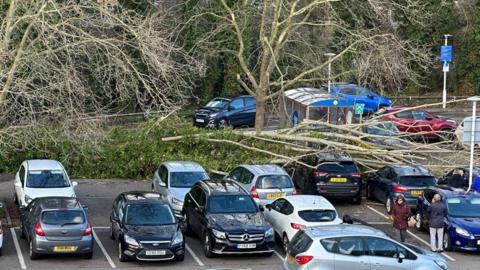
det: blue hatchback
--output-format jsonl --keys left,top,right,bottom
{"left": 327, "top": 83, "right": 392, "bottom": 114}
{"left": 416, "top": 187, "right": 480, "bottom": 251}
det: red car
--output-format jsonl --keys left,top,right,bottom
{"left": 381, "top": 107, "right": 457, "bottom": 139}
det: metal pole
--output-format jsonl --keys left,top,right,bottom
{"left": 442, "top": 35, "right": 448, "bottom": 109}
{"left": 327, "top": 59, "right": 332, "bottom": 93}
{"left": 467, "top": 100, "right": 477, "bottom": 192}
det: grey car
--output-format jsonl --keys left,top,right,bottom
{"left": 283, "top": 224, "right": 448, "bottom": 270}
{"left": 20, "top": 197, "right": 93, "bottom": 259}
{"left": 225, "top": 164, "right": 296, "bottom": 206}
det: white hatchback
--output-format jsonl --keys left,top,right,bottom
{"left": 264, "top": 195, "right": 342, "bottom": 251}
{"left": 14, "top": 160, "right": 77, "bottom": 207}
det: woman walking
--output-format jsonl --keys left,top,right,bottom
{"left": 428, "top": 193, "right": 447, "bottom": 252}
{"left": 392, "top": 194, "right": 411, "bottom": 242}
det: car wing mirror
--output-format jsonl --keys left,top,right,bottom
{"left": 398, "top": 252, "right": 405, "bottom": 263}
{"left": 342, "top": 214, "right": 353, "bottom": 224}
{"left": 72, "top": 181, "right": 78, "bottom": 187}
{"left": 265, "top": 204, "right": 272, "bottom": 211}
{"left": 14, "top": 181, "right": 22, "bottom": 188}
{"left": 159, "top": 180, "right": 166, "bottom": 187}
{"left": 259, "top": 205, "right": 265, "bottom": 212}
{"left": 82, "top": 204, "right": 89, "bottom": 211}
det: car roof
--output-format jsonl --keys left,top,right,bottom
{"left": 35, "top": 197, "right": 82, "bottom": 211}
{"left": 389, "top": 164, "right": 432, "bottom": 176}
{"left": 200, "top": 179, "right": 247, "bottom": 195}
{"left": 26, "top": 160, "right": 64, "bottom": 171}
{"left": 284, "top": 195, "right": 335, "bottom": 211}
{"left": 241, "top": 164, "right": 287, "bottom": 176}
{"left": 121, "top": 191, "right": 167, "bottom": 204}
{"left": 211, "top": 97, "right": 231, "bottom": 102}
{"left": 428, "top": 186, "right": 480, "bottom": 199}
{"left": 162, "top": 161, "right": 206, "bottom": 173}
{"left": 306, "top": 224, "right": 387, "bottom": 239}
{"left": 314, "top": 152, "right": 353, "bottom": 163}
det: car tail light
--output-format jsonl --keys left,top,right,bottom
{"left": 351, "top": 173, "right": 362, "bottom": 177}
{"left": 393, "top": 185, "right": 408, "bottom": 193}
{"left": 291, "top": 223, "right": 305, "bottom": 230}
{"left": 84, "top": 223, "right": 92, "bottom": 236}
{"left": 312, "top": 171, "right": 328, "bottom": 177}
{"left": 295, "top": 255, "right": 313, "bottom": 265}
{"left": 34, "top": 223, "right": 45, "bottom": 236}
{"left": 292, "top": 187, "right": 298, "bottom": 195}
{"left": 250, "top": 186, "right": 259, "bottom": 199}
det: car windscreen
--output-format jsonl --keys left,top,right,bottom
{"left": 318, "top": 161, "right": 357, "bottom": 173}
{"left": 205, "top": 99, "right": 228, "bottom": 108}
{"left": 125, "top": 203, "right": 175, "bottom": 225}
{"left": 298, "top": 210, "right": 336, "bottom": 222}
{"left": 256, "top": 175, "right": 293, "bottom": 189}
{"left": 42, "top": 210, "right": 85, "bottom": 226}
{"left": 447, "top": 198, "right": 480, "bottom": 218}
{"left": 288, "top": 230, "right": 313, "bottom": 256}
{"left": 26, "top": 170, "right": 70, "bottom": 188}
{"left": 398, "top": 176, "right": 436, "bottom": 187}
{"left": 207, "top": 195, "right": 257, "bottom": 214}
{"left": 365, "top": 123, "right": 399, "bottom": 136}
{"left": 170, "top": 171, "right": 207, "bottom": 188}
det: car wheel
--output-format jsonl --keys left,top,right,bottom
{"left": 386, "top": 196, "right": 393, "bottom": 214}
{"left": 109, "top": 222, "right": 115, "bottom": 240}
{"left": 443, "top": 232, "right": 453, "bottom": 251}
{"left": 217, "top": 118, "right": 228, "bottom": 129}
{"left": 0, "top": 247, "right": 2, "bottom": 256}
{"left": 174, "top": 253, "right": 185, "bottom": 261}
{"left": 29, "top": 240, "right": 39, "bottom": 260}
{"left": 20, "top": 223, "right": 26, "bottom": 239}
{"left": 118, "top": 241, "right": 127, "bottom": 262}
{"left": 282, "top": 233, "right": 289, "bottom": 253}
{"left": 203, "top": 232, "right": 215, "bottom": 258}
{"left": 415, "top": 213, "right": 423, "bottom": 232}
{"left": 440, "top": 129, "right": 454, "bottom": 142}
{"left": 83, "top": 252, "right": 93, "bottom": 259}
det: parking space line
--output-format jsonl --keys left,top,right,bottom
{"left": 93, "top": 226, "right": 110, "bottom": 229}
{"left": 273, "top": 250, "right": 284, "bottom": 261}
{"left": 185, "top": 243, "right": 204, "bottom": 266}
{"left": 366, "top": 205, "right": 456, "bottom": 262}
{"left": 92, "top": 228, "right": 116, "bottom": 268}
{"left": 10, "top": 228, "right": 27, "bottom": 270}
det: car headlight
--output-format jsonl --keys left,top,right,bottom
{"left": 171, "top": 197, "right": 183, "bottom": 206}
{"left": 171, "top": 230, "right": 184, "bottom": 246}
{"left": 211, "top": 229, "right": 226, "bottom": 239}
{"left": 455, "top": 227, "right": 472, "bottom": 237}
{"left": 209, "top": 113, "right": 218, "bottom": 118}
{"left": 25, "top": 195, "right": 33, "bottom": 203}
{"left": 124, "top": 234, "right": 140, "bottom": 247}
{"left": 434, "top": 259, "right": 448, "bottom": 270}
{"left": 265, "top": 228, "right": 274, "bottom": 238}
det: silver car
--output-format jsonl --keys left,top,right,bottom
{"left": 284, "top": 224, "right": 448, "bottom": 270}
{"left": 225, "top": 164, "right": 296, "bottom": 205}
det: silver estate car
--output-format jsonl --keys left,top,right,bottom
{"left": 284, "top": 224, "right": 448, "bottom": 270}
{"left": 225, "top": 164, "right": 296, "bottom": 206}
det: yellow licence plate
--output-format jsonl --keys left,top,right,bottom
{"left": 411, "top": 190, "right": 423, "bottom": 196}
{"left": 330, "top": 177, "right": 347, "bottom": 183}
{"left": 267, "top": 193, "right": 285, "bottom": 199}
{"left": 53, "top": 246, "right": 77, "bottom": 252}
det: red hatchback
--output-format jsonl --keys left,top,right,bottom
{"left": 381, "top": 107, "right": 457, "bottom": 139}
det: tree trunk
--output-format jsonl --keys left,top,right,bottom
{"left": 255, "top": 93, "right": 265, "bottom": 134}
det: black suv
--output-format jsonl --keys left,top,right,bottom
{"left": 193, "top": 96, "right": 256, "bottom": 128}
{"left": 182, "top": 179, "right": 274, "bottom": 257}
{"left": 292, "top": 153, "right": 362, "bottom": 203}
{"left": 110, "top": 191, "right": 185, "bottom": 262}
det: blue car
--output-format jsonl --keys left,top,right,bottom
{"left": 326, "top": 83, "right": 392, "bottom": 114}
{"left": 416, "top": 187, "right": 480, "bottom": 251}
{"left": 193, "top": 96, "right": 256, "bottom": 128}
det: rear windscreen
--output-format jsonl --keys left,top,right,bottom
{"left": 42, "top": 210, "right": 85, "bottom": 226}
{"left": 288, "top": 230, "right": 313, "bottom": 256}
{"left": 399, "top": 176, "right": 436, "bottom": 187}
{"left": 318, "top": 162, "right": 357, "bottom": 173}
{"left": 256, "top": 175, "right": 293, "bottom": 189}
{"left": 298, "top": 210, "right": 336, "bottom": 222}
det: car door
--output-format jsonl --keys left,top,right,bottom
{"left": 243, "top": 97, "right": 256, "bottom": 126}
{"left": 412, "top": 111, "right": 433, "bottom": 133}
{"left": 326, "top": 237, "right": 370, "bottom": 270}
{"left": 376, "top": 167, "right": 394, "bottom": 203}
{"left": 187, "top": 187, "right": 207, "bottom": 235}
{"left": 153, "top": 165, "right": 168, "bottom": 196}
{"left": 371, "top": 167, "right": 388, "bottom": 201}
{"left": 264, "top": 198, "right": 287, "bottom": 235}
{"left": 392, "top": 111, "right": 418, "bottom": 133}
{"left": 112, "top": 197, "right": 125, "bottom": 240}
{"left": 21, "top": 200, "right": 35, "bottom": 239}
{"left": 365, "top": 237, "right": 416, "bottom": 270}
{"left": 357, "top": 88, "right": 378, "bottom": 112}
{"left": 15, "top": 164, "right": 26, "bottom": 205}
{"left": 226, "top": 98, "right": 245, "bottom": 126}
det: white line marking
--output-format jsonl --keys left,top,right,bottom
{"left": 186, "top": 243, "right": 204, "bottom": 266}
{"left": 366, "top": 205, "right": 456, "bottom": 262}
{"left": 92, "top": 226, "right": 111, "bottom": 229}
{"left": 92, "top": 228, "right": 116, "bottom": 268}
{"left": 273, "top": 250, "right": 284, "bottom": 261}
{"left": 10, "top": 228, "right": 27, "bottom": 270}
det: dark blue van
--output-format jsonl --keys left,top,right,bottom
{"left": 193, "top": 96, "right": 256, "bottom": 128}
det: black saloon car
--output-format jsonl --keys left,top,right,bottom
{"left": 182, "top": 179, "right": 274, "bottom": 257}
{"left": 193, "top": 96, "right": 256, "bottom": 128}
{"left": 292, "top": 153, "right": 362, "bottom": 203}
{"left": 110, "top": 191, "right": 185, "bottom": 262}
{"left": 366, "top": 164, "right": 437, "bottom": 213}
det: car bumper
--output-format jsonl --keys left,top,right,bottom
{"left": 316, "top": 184, "right": 361, "bottom": 198}
{"left": 391, "top": 192, "right": 418, "bottom": 209}
{"left": 450, "top": 233, "right": 480, "bottom": 251}
{"left": 193, "top": 117, "right": 215, "bottom": 128}
{"left": 123, "top": 242, "right": 185, "bottom": 261}
{"left": 33, "top": 235, "right": 93, "bottom": 255}
{"left": 210, "top": 236, "right": 275, "bottom": 255}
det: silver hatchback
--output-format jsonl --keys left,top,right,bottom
{"left": 284, "top": 224, "right": 448, "bottom": 270}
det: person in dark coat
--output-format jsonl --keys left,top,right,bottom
{"left": 447, "top": 169, "right": 465, "bottom": 189}
{"left": 392, "top": 194, "right": 411, "bottom": 242}
{"left": 427, "top": 194, "right": 447, "bottom": 252}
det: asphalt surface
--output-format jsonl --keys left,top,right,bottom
{"left": 1, "top": 177, "right": 479, "bottom": 270}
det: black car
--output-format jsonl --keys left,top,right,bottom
{"left": 291, "top": 153, "right": 363, "bottom": 203}
{"left": 193, "top": 96, "right": 256, "bottom": 128}
{"left": 182, "top": 179, "right": 274, "bottom": 257}
{"left": 366, "top": 164, "right": 437, "bottom": 213}
{"left": 110, "top": 191, "right": 185, "bottom": 262}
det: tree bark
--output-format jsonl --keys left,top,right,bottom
{"left": 255, "top": 93, "right": 266, "bottom": 134}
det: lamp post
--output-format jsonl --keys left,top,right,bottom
{"left": 467, "top": 96, "right": 480, "bottom": 192}
{"left": 442, "top": 34, "right": 452, "bottom": 109}
{"left": 324, "top": 53, "right": 336, "bottom": 94}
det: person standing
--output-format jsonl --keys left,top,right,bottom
{"left": 471, "top": 175, "right": 480, "bottom": 193}
{"left": 392, "top": 194, "right": 411, "bottom": 242}
{"left": 427, "top": 194, "right": 447, "bottom": 252}
{"left": 447, "top": 169, "right": 465, "bottom": 189}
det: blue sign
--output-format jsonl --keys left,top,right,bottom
{"left": 440, "top": 45, "right": 453, "bottom": 62}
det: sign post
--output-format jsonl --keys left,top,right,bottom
{"left": 355, "top": 103, "right": 365, "bottom": 123}
{"left": 441, "top": 34, "right": 453, "bottom": 109}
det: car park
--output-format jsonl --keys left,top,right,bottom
{"left": 361, "top": 121, "right": 414, "bottom": 149}
{"left": 366, "top": 164, "right": 437, "bottom": 213}
{"left": 292, "top": 153, "right": 362, "bottom": 203}
{"left": 225, "top": 164, "right": 296, "bottom": 206}
{"left": 110, "top": 191, "right": 185, "bottom": 262}
{"left": 152, "top": 161, "right": 208, "bottom": 217}
{"left": 14, "top": 160, "right": 78, "bottom": 207}
{"left": 264, "top": 195, "right": 342, "bottom": 251}
{"left": 416, "top": 187, "right": 480, "bottom": 252}
{"left": 183, "top": 179, "right": 274, "bottom": 257}
{"left": 283, "top": 224, "right": 449, "bottom": 270}
{"left": 193, "top": 96, "right": 256, "bottom": 128}
{"left": 326, "top": 82, "right": 392, "bottom": 114}
{"left": 19, "top": 197, "right": 93, "bottom": 260}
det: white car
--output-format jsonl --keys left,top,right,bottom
{"left": 14, "top": 160, "right": 78, "bottom": 207}
{"left": 455, "top": 117, "right": 480, "bottom": 148}
{"left": 264, "top": 195, "right": 342, "bottom": 251}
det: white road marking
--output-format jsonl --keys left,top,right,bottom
{"left": 92, "top": 228, "right": 116, "bottom": 268}
{"left": 10, "top": 228, "right": 27, "bottom": 270}
{"left": 92, "top": 226, "right": 111, "bottom": 229}
{"left": 273, "top": 250, "right": 284, "bottom": 261}
{"left": 366, "top": 205, "right": 456, "bottom": 262}
{"left": 186, "top": 243, "right": 204, "bottom": 266}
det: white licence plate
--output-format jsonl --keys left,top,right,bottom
{"left": 195, "top": 118, "right": 205, "bottom": 123}
{"left": 478, "top": 240, "right": 480, "bottom": 245}
{"left": 237, "top": 243, "right": 256, "bottom": 249}
{"left": 146, "top": 250, "right": 166, "bottom": 256}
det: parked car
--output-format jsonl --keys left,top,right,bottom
{"left": 193, "top": 96, "right": 256, "bottom": 128}
{"left": 110, "top": 191, "right": 185, "bottom": 262}
{"left": 14, "top": 160, "right": 78, "bottom": 207}
{"left": 152, "top": 161, "right": 208, "bottom": 217}
{"left": 438, "top": 166, "right": 480, "bottom": 189}
{"left": 366, "top": 164, "right": 437, "bottom": 213}
{"left": 264, "top": 195, "right": 342, "bottom": 251}
{"left": 381, "top": 108, "right": 457, "bottom": 140}
{"left": 455, "top": 117, "right": 480, "bottom": 148}
{"left": 224, "top": 164, "right": 296, "bottom": 206}
{"left": 361, "top": 121, "right": 414, "bottom": 149}
{"left": 326, "top": 83, "right": 392, "bottom": 114}
{"left": 292, "top": 153, "right": 363, "bottom": 203}
{"left": 19, "top": 197, "right": 93, "bottom": 259}
{"left": 283, "top": 224, "right": 448, "bottom": 270}
{"left": 416, "top": 187, "right": 480, "bottom": 251}
{"left": 183, "top": 179, "right": 274, "bottom": 257}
